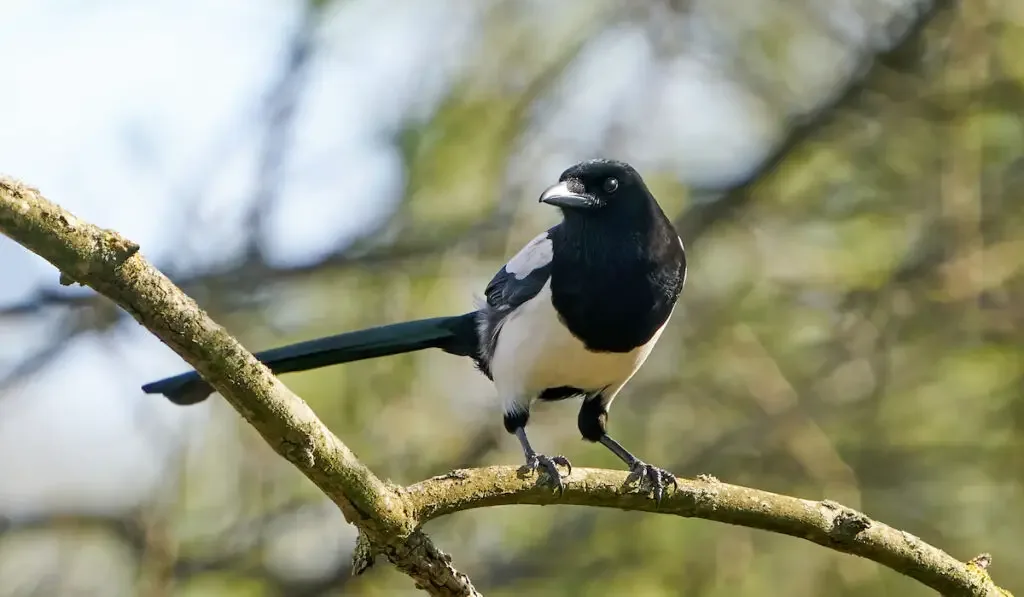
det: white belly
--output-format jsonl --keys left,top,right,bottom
{"left": 490, "top": 282, "right": 667, "bottom": 415}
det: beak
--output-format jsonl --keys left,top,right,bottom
{"left": 538, "top": 181, "right": 598, "bottom": 209}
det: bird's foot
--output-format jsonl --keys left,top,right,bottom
{"left": 628, "top": 460, "right": 678, "bottom": 504}
{"left": 522, "top": 452, "right": 572, "bottom": 493}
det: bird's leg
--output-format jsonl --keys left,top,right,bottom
{"left": 598, "top": 435, "right": 677, "bottom": 503}
{"left": 514, "top": 426, "right": 571, "bottom": 493}
{"left": 578, "top": 396, "right": 676, "bottom": 503}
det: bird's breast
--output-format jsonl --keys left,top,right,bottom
{"left": 549, "top": 271, "right": 678, "bottom": 353}
{"left": 489, "top": 282, "right": 666, "bottom": 400}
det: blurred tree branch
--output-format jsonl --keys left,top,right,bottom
{"left": 0, "top": 175, "right": 1012, "bottom": 596}
{"left": 677, "top": 0, "right": 956, "bottom": 243}
{"left": 0, "top": 178, "right": 480, "bottom": 597}
{"left": 0, "top": 1, "right": 956, "bottom": 322}
{"left": 0, "top": 499, "right": 358, "bottom": 595}
{"left": 0, "top": 0, "right": 962, "bottom": 410}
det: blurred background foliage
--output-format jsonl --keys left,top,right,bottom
{"left": 1, "top": 0, "right": 1023, "bottom": 595}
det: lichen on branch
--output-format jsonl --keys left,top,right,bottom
{"left": 0, "top": 176, "right": 1011, "bottom": 597}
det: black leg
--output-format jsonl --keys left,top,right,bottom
{"left": 504, "top": 410, "right": 571, "bottom": 493}
{"left": 598, "top": 435, "right": 677, "bottom": 503}
{"left": 579, "top": 396, "right": 677, "bottom": 503}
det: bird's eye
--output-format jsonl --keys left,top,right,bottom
{"left": 602, "top": 177, "right": 619, "bottom": 194}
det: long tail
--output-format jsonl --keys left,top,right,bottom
{"left": 142, "top": 312, "right": 479, "bottom": 405}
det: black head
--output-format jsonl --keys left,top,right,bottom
{"left": 538, "top": 159, "right": 655, "bottom": 222}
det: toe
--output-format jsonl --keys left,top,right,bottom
{"left": 539, "top": 458, "right": 566, "bottom": 493}
{"left": 628, "top": 463, "right": 678, "bottom": 503}
{"left": 664, "top": 470, "right": 679, "bottom": 491}
{"left": 652, "top": 467, "right": 677, "bottom": 504}
{"left": 551, "top": 473, "right": 566, "bottom": 494}
{"left": 649, "top": 468, "right": 664, "bottom": 502}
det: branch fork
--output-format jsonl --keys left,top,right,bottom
{"left": 0, "top": 178, "right": 1011, "bottom": 596}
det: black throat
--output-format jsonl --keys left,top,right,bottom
{"left": 548, "top": 205, "right": 686, "bottom": 353}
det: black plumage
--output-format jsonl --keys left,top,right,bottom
{"left": 143, "top": 159, "right": 686, "bottom": 499}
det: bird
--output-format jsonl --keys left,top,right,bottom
{"left": 143, "top": 159, "right": 687, "bottom": 499}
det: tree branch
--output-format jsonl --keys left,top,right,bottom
{"left": 406, "top": 467, "right": 1009, "bottom": 596}
{"left": 675, "top": 0, "right": 956, "bottom": 243}
{"left": 0, "top": 176, "right": 1011, "bottom": 597}
{"left": 0, "top": 177, "right": 480, "bottom": 597}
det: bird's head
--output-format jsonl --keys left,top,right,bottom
{"left": 538, "top": 159, "right": 654, "bottom": 224}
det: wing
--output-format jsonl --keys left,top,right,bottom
{"left": 475, "top": 227, "right": 556, "bottom": 375}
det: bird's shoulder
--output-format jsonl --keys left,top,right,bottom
{"left": 472, "top": 227, "right": 558, "bottom": 376}
{"left": 483, "top": 226, "right": 556, "bottom": 312}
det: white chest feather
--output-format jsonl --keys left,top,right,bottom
{"left": 490, "top": 281, "right": 668, "bottom": 414}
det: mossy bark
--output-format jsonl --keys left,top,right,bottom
{"left": 0, "top": 176, "right": 1009, "bottom": 597}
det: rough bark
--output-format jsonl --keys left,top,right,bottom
{"left": 0, "top": 177, "right": 1011, "bottom": 597}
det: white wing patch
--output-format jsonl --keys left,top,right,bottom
{"left": 505, "top": 232, "right": 553, "bottom": 280}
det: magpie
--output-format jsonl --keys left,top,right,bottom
{"left": 143, "top": 159, "right": 687, "bottom": 499}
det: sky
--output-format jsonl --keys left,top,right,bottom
{"left": 0, "top": 0, "right": 485, "bottom": 517}
{"left": 0, "top": 0, "right": 902, "bottom": 518}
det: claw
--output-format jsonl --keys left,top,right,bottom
{"left": 523, "top": 453, "right": 572, "bottom": 494}
{"left": 628, "top": 461, "right": 677, "bottom": 504}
